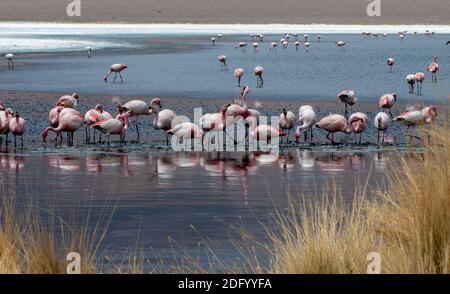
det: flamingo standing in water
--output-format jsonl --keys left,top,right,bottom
{"left": 246, "top": 115, "right": 286, "bottom": 144}
{"left": 422, "top": 105, "right": 438, "bottom": 124}
{"left": 279, "top": 108, "right": 296, "bottom": 143}
{"left": 252, "top": 42, "right": 259, "bottom": 53}
{"left": 218, "top": 55, "right": 228, "bottom": 71}
{"left": 48, "top": 105, "right": 64, "bottom": 142}
{"left": 318, "top": 35, "right": 322, "bottom": 42}
{"left": 86, "top": 46, "right": 92, "bottom": 58}
{"left": 254, "top": 66, "right": 264, "bottom": 88}
{"left": 8, "top": 112, "right": 26, "bottom": 147}
{"left": 387, "top": 58, "right": 395, "bottom": 72}
{"left": 0, "top": 108, "right": 13, "bottom": 144}
{"left": 104, "top": 64, "right": 127, "bottom": 83}
{"left": 374, "top": 112, "right": 390, "bottom": 144}
{"left": 211, "top": 37, "right": 216, "bottom": 46}
{"left": 57, "top": 93, "right": 79, "bottom": 108}
{"left": 42, "top": 108, "right": 84, "bottom": 146}
{"left": 295, "top": 105, "right": 316, "bottom": 143}
{"left": 234, "top": 68, "right": 244, "bottom": 87}
{"left": 406, "top": 74, "right": 416, "bottom": 94}
{"left": 4, "top": 53, "right": 14, "bottom": 70}
{"left": 121, "top": 100, "right": 152, "bottom": 141}
{"left": 427, "top": 56, "right": 439, "bottom": 82}
{"left": 149, "top": 98, "right": 177, "bottom": 146}
{"left": 269, "top": 42, "right": 278, "bottom": 51}
{"left": 236, "top": 42, "right": 248, "bottom": 52}
{"left": 90, "top": 112, "right": 129, "bottom": 146}
{"left": 295, "top": 41, "right": 300, "bottom": 51}
{"left": 415, "top": 72, "right": 425, "bottom": 95}
{"left": 335, "top": 41, "right": 347, "bottom": 52}
{"left": 166, "top": 122, "right": 203, "bottom": 146}
{"left": 379, "top": 93, "right": 396, "bottom": 118}
{"left": 240, "top": 86, "right": 250, "bottom": 106}
{"left": 85, "top": 104, "right": 113, "bottom": 143}
{"left": 347, "top": 112, "right": 368, "bottom": 144}
{"left": 337, "top": 90, "right": 357, "bottom": 118}
{"left": 315, "top": 114, "right": 350, "bottom": 145}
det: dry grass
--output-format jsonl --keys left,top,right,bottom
{"left": 0, "top": 126, "right": 449, "bottom": 274}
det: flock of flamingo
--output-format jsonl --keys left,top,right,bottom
{"left": 0, "top": 31, "right": 444, "bottom": 149}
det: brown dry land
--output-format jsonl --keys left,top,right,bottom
{"left": 0, "top": 0, "right": 449, "bottom": 24}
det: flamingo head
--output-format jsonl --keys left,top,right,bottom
{"left": 282, "top": 108, "right": 287, "bottom": 116}
{"left": 5, "top": 108, "right": 13, "bottom": 117}
{"left": 151, "top": 97, "right": 161, "bottom": 108}
{"left": 95, "top": 104, "right": 103, "bottom": 112}
{"left": 294, "top": 127, "right": 301, "bottom": 141}
{"left": 72, "top": 93, "right": 79, "bottom": 100}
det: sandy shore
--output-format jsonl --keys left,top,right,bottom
{"left": 1, "top": 0, "right": 449, "bottom": 25}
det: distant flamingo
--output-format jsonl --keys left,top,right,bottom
{"left": 90, "top": 112, "right": 129, "bottom": 146}
{"left": 387, "top": 58, "right": 395, "bottom": 72}
{"left": 234, "top": 68, "right": 244, "bottom": 87}
{"left": 406, "top": 74, "right": 416, "bottom": 94}
{"left": 347, "top": 112, "right": 368, "bottom": 144}
{"left": 415, "top": 72, "right": 425, "bottom": 95}
{"left": 304, "top": 34, "right": 309, "bottom": 42}
{"left": 121, "top": 100, "right": 152, "bottom": 141}
{"left": 279, "top": 108, "right": 296, "bottom": 143}
{"left": 337, "top": 89, "right": 357, "bottom": 118}
{"left": 317, "top": 35, "right": 322, "bottom": 42}
{"left": 295, "top": 41, "right": 300, "bottom": 51}
{"left": 282, "top": 41, "right": 288, "bottom": 49}
{"left": 211, "top": 37, "right": 216, "bottom": 46}
{"left": 150, "top": 98, "right": 177, "bottom": 146}
{"left": 335, "top": 41, "right": 347, "bottom": 52}
{"left": 86, "top": 46, "right": 92, "bottom": 58}
{"left": 42, "top": 108, "right": 84, "bottom": 146}
{"left": 304, "top": 42, "right": 310, "bottom": 53}
{"left": 252, "top": 42, "right": 259, "bottom": 53}
{"left": 218, "top": 55, "right": 228, "bottom": 71}
{"left": 269, "top": 42, "right": 278, "bottom": 51}
{"left": 57, "top": 93, "right": 79, "bottom": 108}
{"left": 104, "top": 64, "right": 127, "bottom": 83}
{"left": 8, "top": 112, "right": 26, "bottom": 147}
{"left": 254, "top": 66, "right": 264, "bottom": 88}
{"left": 399, "top": 33, "right": 404, "bottom": 42}
{"left": 4, "top": 53, "right": 14, "bottom": 70}
{"left": 427, "top": 56, "right": 439, "bottom": 82}
{"left": 315, "top": 114, "right": 350, "bottom": 145}
{"left": 296, "top": 105, "right": 316, "bottom": 143}
{"left": 374, "top": 112, "right": 390, "bottom": 144}
{"left": 379, "top": 93, "right": 397, "bottom": 118}
{"left": 236, "top": 42, "right": 248, "bottom": 52}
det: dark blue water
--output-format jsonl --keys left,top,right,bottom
{"left": 1, "top": 33, "right": 448, "bottom": 102}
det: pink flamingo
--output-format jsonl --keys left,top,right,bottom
{"left": 254, "top": 66, "right": 264, "bottom": 87}
{"left": 236, "top": 42, "right": 248, "bottom": 52}
{"left": 336, "top": 41, "right": 347, "bottom": 52}
{"left": 279, "top": 108, "right": 296, "bottom": 143}
{"left": 57, "top": 93, "right": 79, "bottom": 108}
{"left": 406, "top": 74, "right": 416, "bottom": 93}
{"left": 85, "top": 104, "right": 113, "bottom": 143}
{"left": 415, "top": 72, "right": 425, "bottom": 95}
{"left": 8, "top": 112, "right": 26, "bottom": 147}
{"left": 48, "top": 105, "right": 65, "bottom": 143}
{"left": 422, "top": 105, "right": 438, "bottom": 124}
{"left": 270, "top": 42, "right": 278, "bottom": 51}
{"left": 218, "top": 55, "right": 228, "bottom": 71}
{"left": 245, "top": 115, "right": 286, "bottom": 144}
{"left": 150, "top": 98, "right": 177, "bottom": 146}
{"left": 120, "top": 100, "right": 152, "bottom": 141}
{"left": 374, "top": 112, "right": 390, "bottom": 144}
{"left": 337, "top": 89, "right": 357, "bottom": 118}
{"left": 0, "top": 108, "right": 13, "bottom": 144}
{"left": 347, "top": 112, "right": 368, "bottom": 144}
{"left": 296, "top": 105, "right": 316, "bottom": 143}
{"left": 379, "top": 93, "right": 397, "bottom": 118}
{"left": 304, "top": 42, "right": 310, "bottom": 53}
{"left": 166, "top": 122, "right": 203, "bottom": 145}
{"left": 90, "top": 112, "right": 129, "bottom": 146}
{"left": 104, "top": 64, "right": 128, "bottom": 83}
{"left": 427, "top": 56, "right": 439, "bottom": 82}
{"left": 42, "top": 108, "right": 85, "bottom": 146}
{"left": 234, "top": 68, "right": 244, "bottom": 87}
{"left": 387, "top": 58, "right": 395, "bottom": 72}
{"left": 315, "top": 114, "right": 350, "bottom": 145}
{"left": 240, "top": 85, "right": 250, "bottom": 106}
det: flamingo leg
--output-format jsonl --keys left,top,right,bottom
{"left": 119, "top": 72, "right": 124, "bottom": 83}
{"left": 21, "top": 135, "right": 23, "bottom": 147}
{"left": 113, "top": 72, "right": 117, "bottom": 82}
{"left": 135, "top": 116, "right": 140, "bottom": 141}
{"left": 14, "top": 136, "right": 16, "bottom": 148}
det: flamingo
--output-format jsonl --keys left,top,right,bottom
{"left": 296, "top": 105, "right": 316, "bottom": 143}
{"left": 104, "top": 64, "right": 127, "bottom": 83}
{"left": 86, "top": 46, "right": 92, "bottom": 58}
{"left": 318, "top": 35, "right": 322, "bottom": 42}
{"left": 315, "top": 114, "right": 350, "bottom": 145}
{"left": 90, "top": 112, "right": 129, "bottom": 146}
{"left": 254, "top": 66, "right": 264, "bottom": 88}
{"left": 347, "top": 112, "right": 368, "bottom": 144}
{"left": 252, "top": 42, "right": 259, "bottom": 53}
{"left": 166, "top": 122, "right": 203, "bottom": 147}
{"left": 406, "top": 74, "right": 416, "bottom": 94}
{"left": 279, "top": 109, "right": 296, "bottom": 143}
{"left": 236, "top": 42, "right": 248, "bottom": 52}
{"left": 379, "top": 93, "right": 397, "bottom": 118}
{"left": 387, "top": 58, "right": 395, "bottom": 72}
{"left": 374, "top": 112, "right": 390, "bottom": 144}
{"left": 149, "top": 98, "right": 177, "bottom": 146}
{"left": 200, "top": 105, "right": 228, "bottom": 133}
{"left": 282, "top": 41, "right": 288, "bottom": 49}
{"left": 48, "top": 105, "right": 65, "bottom": 142}
{"left": 240, "top": 86, "right": 250, "bottom": 106}
{"left": 218, "top": 55, "right": 228, "bottom": 71}
{"left": 394, "top": 109, "right": 424, "bottom": 141}
{"left": 4, "top": 53, "right": 14, "bottom": 70}
{"left": 258, "top": 34, "right": 264, "bottom": 42}
{"left": 335, "top": 41, "right": 347, "bottom": 52}
{"left": 211, "top": 37, "right": 216, "bottom": 46}
{"left": 8, "top": 112, "right": 26, "bottom": 147}
{"left": 422, "top": 105, "right": 438, "bottom": 124}
{"left": 295, "top": 41, "right": 300, "bottom": 51}
{"left": 57, "top": 93, "right": 79, "bottom": 108}
{"left": 0, "top": 108, "right": 13, "bottom": 144}
{"left": 245, "top": 115, "right": 286, "bottom": 144}
{"left": 85, "top": 104, "right": 113, "bottom": 143}
{"left": 337, "top": 89, "right": 357, "bottom": 118}
{"left": 415, "top": 72, "right": 425, "bottom": 95}
{"left": 234, "top": 68, "right": 244, "bottom": 87}
{"left": 427, "top": 56, "right": 439, "bottom": 82}
{"left": 269, "top": 42, "right": 278, "bottom": 51}
{"left": 121, "top": 100, "right": 152, "bottom": 141}
{"left": 304, "top": 34, "right": 309, "bottom": 42}
{"left": 399, "top": 33, "right": 404, "bottom": 42}
{"left": 304, "top": 42, "right": 310, "bottom": 53}
{"left": 42, "top": 108, "right": 84, "bottom": 146}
